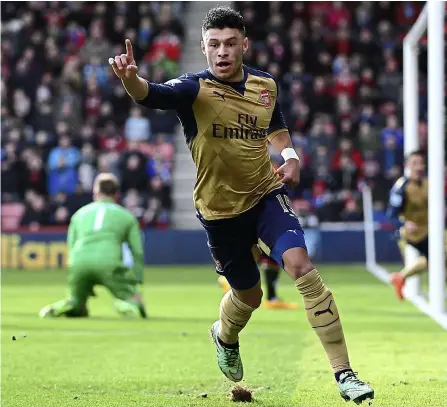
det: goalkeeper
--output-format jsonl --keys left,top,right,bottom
{"left": 39, "top": 173, "right": 147, "bottom": 319}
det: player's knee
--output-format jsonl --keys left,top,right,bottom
{"left": 287, "top": 260, "right": 314, "bottom": 281}
{"left": 244, "top": 289, "right": 263, "bottom": 309}
{"left": 234, "top": 286, "right": 263, "bottom": 309}
{"left": 283, "top": 249, "right": 314, "bottom": 280}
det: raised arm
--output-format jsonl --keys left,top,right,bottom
{"left": 109, "top": 39, "right": 148, "bottom": 101}
{"left": 109, "top": 39, "right": 199, "bottom": 110}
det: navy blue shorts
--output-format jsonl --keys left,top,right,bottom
{"left": 197, "top": 188, "right": 307, "bottom": 290}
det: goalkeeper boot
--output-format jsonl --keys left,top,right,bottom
{"left": 337, "top": 371, "right": 374, "bottom": 405}
{"left": 114, "top": 299, "right": 141, "bottom": 318}
{"left": 210, "top": 320, "right": 243, "bottom": 382}
{"left": 132, "top": 293, "right": 148, "bottom": 319}
{"left": 138, "top": 302, "right": 148, "bottom": 319}
{"left": 264, "top": 298, "right": 298, "bottom": 310}
{"left": 217, "top": 276, "right": 231, "bottom": 294}
{"left": 391, "top": 272, "right": 405, "bottom": 301}
{"left": 39, "top": 299, "right": 88, "bottom": 318}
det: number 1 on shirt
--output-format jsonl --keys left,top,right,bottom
{"left": 93, "top": 208, "right": 106, "bottom": 231}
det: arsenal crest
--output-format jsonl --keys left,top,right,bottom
{"left": 260, "top": 89, "right": 271, "bottom": 108}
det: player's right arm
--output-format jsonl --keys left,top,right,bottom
{"left": 109, "top": 39, "right": 198, "bottom": 110}
{"left": 126, "top": 215, "right": 145, "bottom": 284}
{"left": 67, "top": 214, "right": 77, "bottom": 262}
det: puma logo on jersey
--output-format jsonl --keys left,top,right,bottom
{"left": 213, "top": 91, "right": 226, "bottom": 101}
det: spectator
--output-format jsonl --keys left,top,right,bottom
{"left": 52, "top": 206, "right": 71, "bottom": 226}
{"left": 377, "top": 58, "right": 402, "bottom": 103}
{"left": 332, "top": 138, "right": 363, "bottom": 172}
{"left": 327, "top": 2, "right": 351, "bottom": 30}
{"left": 357, "top": 122, "right": 380, "bottom": 155}
{"left": 119, "top": 146, "right": 148, "bottom": 193}
{"left": 145, "top": 176, "right": 167, "bottom": 228}
{"left": 80, "top": 20, "right": 113, "bottom": 63}
{"left": 138, "top": 17, "right": 154, "bottom": 49}
{"left": 1, "top": 142, "right": 25, "bottom": 201}
{"left": 78, "top": 143, "right": 96, "bottom": 192}
{"left": 23, "top": 151, "right": 47, "bottom": 196}
{"left": 124, "top": 107, "right": 152, "bottom": 142}
{"left": 380, "top": 114, "right": 404, "bottom": 147}
{"left": 379, "top": 134, "right": 404, "bottom": 183}
{"left": 144, "top": 29, "right": 182, "bottom": 78}
{"left": 47, "top": 135, "right": 80, "bottom": 196}
{"left": 54, "top": 84, "right": 83, "bottom": 130}
{"left": 308, "top": 77, "right": 333, "bottom": 114}
{"left": 311, "top": 144, "right": 331, "bottom": 175}
{"left": 308, "top": 121, "right": 336, "bottom": 160}
{"left": 20, "top": 193, "right": 49, "bottom": 231}
{"left": 340, "top": 198, "right": 363, "bottom": 222}
{"left": 332, "top": 155, "right": 361, "bottom": 192}
{"left": 123, "top": 188, "right": 146, "bottom": 226}
{"left": 83, "top": 56, "right": 109, "bottom": 88}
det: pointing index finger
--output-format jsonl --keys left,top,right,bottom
{"left": 125, "top": 39, "right": 134, "bottom": 60}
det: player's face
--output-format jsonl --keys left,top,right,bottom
{"left": 202, "top": 28, "right": 248, "bottom": 82}
{"left": 406, "top": 155, "right": 426, "bottom": 180}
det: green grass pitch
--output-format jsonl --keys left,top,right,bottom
{"left": 2, "top": 265, "right": 446, "bottom": 407}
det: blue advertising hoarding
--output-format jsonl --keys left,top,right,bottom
{"left": 0, "top": 228, "right": 399, "bottom": 269}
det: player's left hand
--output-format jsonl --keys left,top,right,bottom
{"left": 276, "top": 159, "right": 300, "bottom": 187}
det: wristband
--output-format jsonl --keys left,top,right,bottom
{"left": 281, "top": 147, "right": 300, "bottom": 162}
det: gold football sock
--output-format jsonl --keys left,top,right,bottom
{"left": 219, "top": 290, "right": 256, "bottom": 345}
{"left": 295, "top": 269, "right": 350, "bottom": 373}
{"left": 401, "top": 257, "right": 428, "bottom": 279}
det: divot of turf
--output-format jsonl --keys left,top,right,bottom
{"left": 230, "top": 385, "right": 253, "bottom": 402}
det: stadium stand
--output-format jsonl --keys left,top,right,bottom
{"left": 1, "top": 1, "right": 185, "bottom": 230}
{"left": 1, "top": 2, "right": 437, "bottom": 230}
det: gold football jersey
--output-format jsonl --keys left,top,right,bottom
{"left": 138, "top": 66, "right": 288, "bottom": 220}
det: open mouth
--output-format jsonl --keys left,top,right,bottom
{"left": 216, "top": 61, "right": 231, "bottom": 68}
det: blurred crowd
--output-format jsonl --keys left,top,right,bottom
{"left": 1, "top": 1, "right": 185, "bottom": 230}
{"left": 237, "top": 1, "right": 441, "bottom": 225}
{"left": 2, "top": 2, "right": 445, "bottom": 231}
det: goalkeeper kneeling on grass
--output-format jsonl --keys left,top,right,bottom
{"left": 39, "top": 173, "right": 147, "bottom": 319}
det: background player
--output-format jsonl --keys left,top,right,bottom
{"left": 39, "top": 174, "right": 147, "bottom": 319}
{"left": 109, "top": 7, "right": 373, "bottom": 404}
{"left": 218, "top": 246, "right": 298, "bottom": 310}
{"left": 387, "top": 150, "right": 445, "bottom": 300}
{"left": 393, "top": 231, "right": 428, "bottom": 299}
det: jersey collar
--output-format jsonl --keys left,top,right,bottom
{"left": 205, "top": 65, "right": 248, "bottom": 95}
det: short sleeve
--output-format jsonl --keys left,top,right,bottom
{"left": 389, "top": 181, "right": 405, "bottom": 210}
{"left": 136, "top": 74, "right": 200, "bottom": 111}
{"left": 386, "top": 178, "right": 407, "bottom": 228}
{"left": 267, "top": 80, "right": 288, "bottom": 141}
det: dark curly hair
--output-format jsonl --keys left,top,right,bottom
{"left": 202, "top": 6, "right": 245, "bottom": 35}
